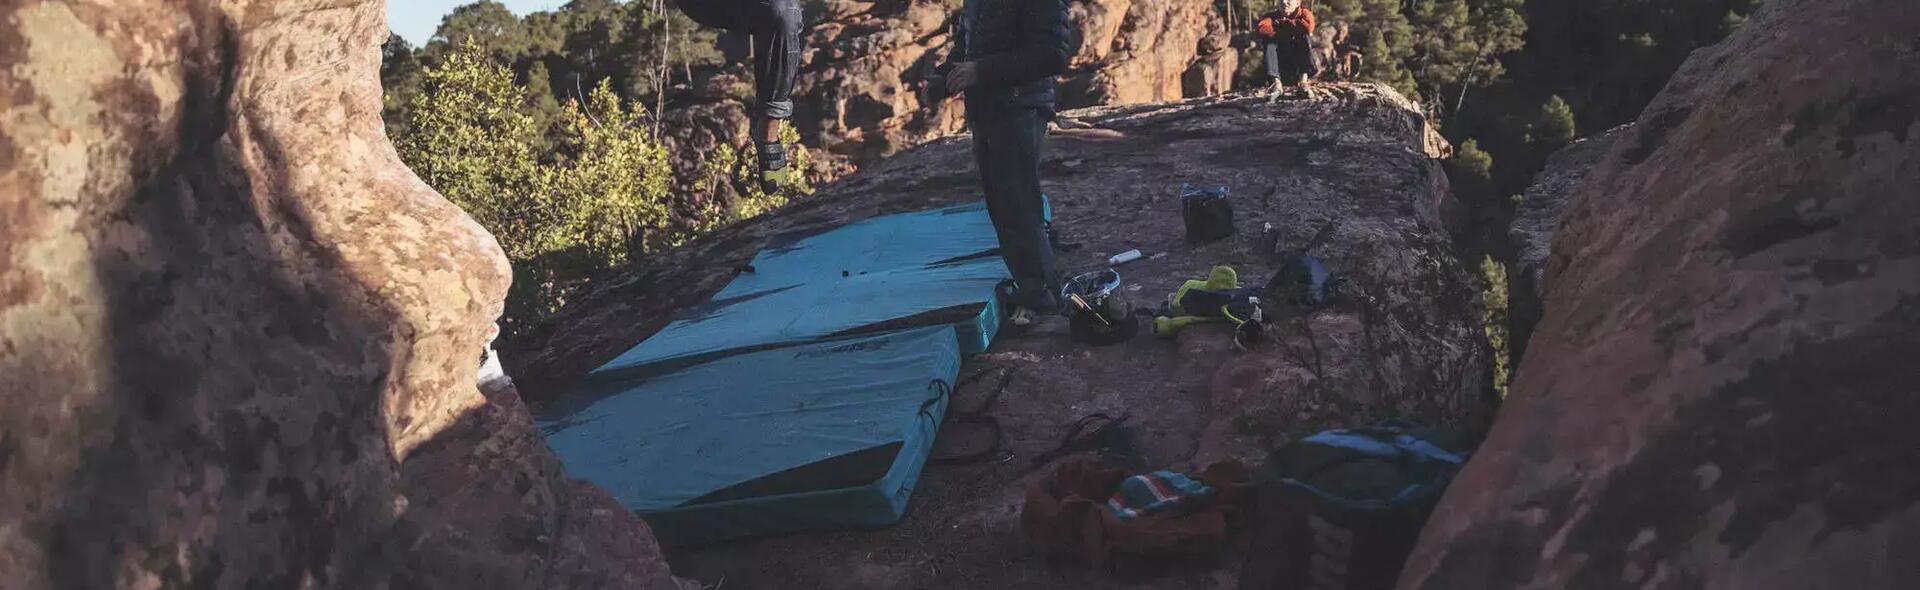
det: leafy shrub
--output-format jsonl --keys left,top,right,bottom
{"left": 396, "top": 42, "right": 807, "bottom": 334}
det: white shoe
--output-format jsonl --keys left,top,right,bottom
{"left": 1011, "top": 306, "right": 1036, "bottom": 327}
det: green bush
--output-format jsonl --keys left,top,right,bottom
{"left": 396, "top": 42, "right": 775, "bottom": 334}
{"left": 395, "top": 43, "right": 548, "bottom": 262}
{"left": 692, "top": 124, "right": 812, "bottom": 234}
{"left": 1449, "top": 138, "right": 1495, "bottom": 183}
{"left": 1479, "top": 255, "right": 1512, "bottom": 397}
{"left": 395, "top": 42, "right": 813, "bottom": 334}
{"left": 547, "top": 81, "right": 675, "bottom": 263}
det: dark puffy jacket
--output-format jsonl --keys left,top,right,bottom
{"left": 952, "top": 0, "right": 1072, "bottom": 114}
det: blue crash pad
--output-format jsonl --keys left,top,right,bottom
{"left": 542, "top": 326, "right": 959, "bottom": 545}
{"left": 540, "top": 201, "right": 1045, "bottom": 545}
{"left": 590, "top": 202, "right": 1012, "bottom": 381}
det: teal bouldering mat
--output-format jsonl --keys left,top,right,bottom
{"left": 540, "top": 201, "right": 1041, "bottom": 545}
{"left": 590, "top": 202, "right": 1012, "bottom": 382}
{"left": 541, "top": 326, "right": 959, "bottom": 545}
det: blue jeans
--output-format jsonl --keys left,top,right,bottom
{"left": 675, "top": 0, "right": 803, "bottom": 119}
{"left": 1264, "top": 37, "right": 1320, "bottom": 84}
{"left": 970, "top": 105, "right": 1059, "bottom": 311}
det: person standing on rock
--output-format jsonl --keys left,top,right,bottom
{"left": 673, "top": 0, "right": 805, "bottom": 191}
{"left": 1256, "top": 0, "right": 1320, "bottom": 98}
{"left": 941, "top": 0, "right": 1073, "bottom": 326}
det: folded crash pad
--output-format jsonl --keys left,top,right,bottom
{"left": 592, "top": 202, "right": 1012, "bottom": 381}
{"left": 541, "top": 201, "right": 1045, "bottom": 544}
{"left": 541, "top": 326, "right": 959, "bottom": 545}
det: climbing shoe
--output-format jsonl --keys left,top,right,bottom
{"left": 1011, "top": 306, "right": 1037, "bottom": 327}
{"left": 757, "top": 142, "right": 788, "bottom": 193}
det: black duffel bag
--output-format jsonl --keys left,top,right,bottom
{"left": 1239, "top": 422, "right": 1469, "bottom": 590}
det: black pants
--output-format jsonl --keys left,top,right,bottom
{"left": 674, "top": 0, "right": 803, "bottom": 120}
{"left": 1263, "top": 37, "right": 1319, "bottom": 84}
{"left": 971, "top": 105, "right": 1058, "bottom": 311}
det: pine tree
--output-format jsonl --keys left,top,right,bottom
{"left": 1531, "top": 95, "right": 1576, "bottom": 147}
{"left": 1479, "top": 255, "right": 1512, "bottom": 397}
{"left": 1450, "top": 138, "right": 1496, "bottom": 183}
{"left": 1319, "top": 0, "right": 1421, "bottom": 97}
{"left": 1404, "top": 0, "right": 1526, "bottom": 117}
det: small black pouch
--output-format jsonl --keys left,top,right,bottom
{"left": 1182, "top": 185, "right": 1235, "bottom": 242}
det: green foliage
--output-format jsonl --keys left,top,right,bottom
{"left": 396, "top": 43, "right": 716, "bottom": 331}
{"left": 1407, "top": 0, "right": 1527, "bottom": 114}
{"left": 1225, "top": 0, "right": 1523, "bottom": 109}
{"left": 1479, "top": 255, "right": 1512, "bottom": 397}
{"left": 691, "top": 124, "right": 814, "bottom": 239}
{"left": 1530, "top": 94, "right": 1576, "bottom": 147}
{"left": 396, "top": 44, "right": 547, "bottom": 263}
{"left": 378, "top": 1, "right": 835, "bottom": 331}
{"left": 548, "top": 80, "right": 676, "bottom": 263}
{"left": 616, "top": 6, "right": 723, "bottom": 104}
{"left": 1319, "top": 0, "right": 1421, "bottom": 97}
{"left": 381, "top": 34, "right": 427, "bottom": 138}
{"left": 423, "top": 1, "right": 532, "bottom": 65}
{"left": 1513, "top": 0, "right": 1758, "bottom": 130}
{"left": 1449, "top": 138, "right": 1495, "bottom": 183}
{"left": 388, "top": 0, "right": 728, "bottom": 158}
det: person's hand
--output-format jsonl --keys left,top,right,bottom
{"left": 946, "top": 62, "right": 979, "bottom": 93}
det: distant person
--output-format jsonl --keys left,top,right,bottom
{"left": 674, "top": 0, "right": 804, "bottom": 190}
{"left": 1256, "top": 0, "right": 1319, "bottom": 98}
{"left": 940, "top": 0, "right": 1073, "bottom": 326}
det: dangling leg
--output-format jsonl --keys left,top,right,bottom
{"left": 672, "top": 0, "right": 805, "bottom": 191}
{"left": 749, "top": 0, "right": 805, "bottom": 191}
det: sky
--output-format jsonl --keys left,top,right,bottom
{"left": 388, "top": 0, "right": 569, "bottom": 46}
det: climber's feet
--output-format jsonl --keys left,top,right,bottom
{"left": 757, "top": 141, "right": 788, "bottom": 193}
{"left": 1011, "top": 306, "right": 1037, "bottom": 327}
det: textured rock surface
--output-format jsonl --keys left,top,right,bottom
{"left": 0, "top": 1, "right": 670, "bottom": 588}
{"left": 510, "top": 84, "right": 1489, "bottom": 588}
{"left": 788, "top": 0, "right": 1239, "bottom": 165}
{"left": 1506, "top": 125, "right": 1627, "bottom": 363}
{"left": 1402, "top": 0, "right": 1920, "bottom": 587}
{"left": 1509, "top": 126, "right": 1629, "bottom": 302}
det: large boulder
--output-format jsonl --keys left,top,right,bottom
{"left": 508, "top": 84, "right": 1491, "bottom": 586}
{"left": 0, "top": 2, "right": 670, "bottom": 588}
{"left": 791, "top": 0, "right": 1238, "bottom": 165}
{"left": 1402, "top": 0, "right": 1920, "bottom": 586}
{"left": 1063, "top": 0, "right": 1238, "bottom": 105}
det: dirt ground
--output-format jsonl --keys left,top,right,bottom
{"left": 666, "top": 253, "right": 1268, "bottom": 590}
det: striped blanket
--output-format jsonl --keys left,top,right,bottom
{"left": 1105, "top": 470, "right": 1215, "bottom": 520}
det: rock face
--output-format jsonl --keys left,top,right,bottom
{"left": 792, "top": 0, "right": 1239, "bottom": 164}
{"left": 1, "top": 2, "right": 670, "bottom": 588}
{"left": 1401, "top": 0, "right": 1920, "bottom": 587}
{"left": 508, "top": 84, "right": 1490, "bottom": 587}
{"left": 1506, "top": 125, "right": 1627, "bottom": 363}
